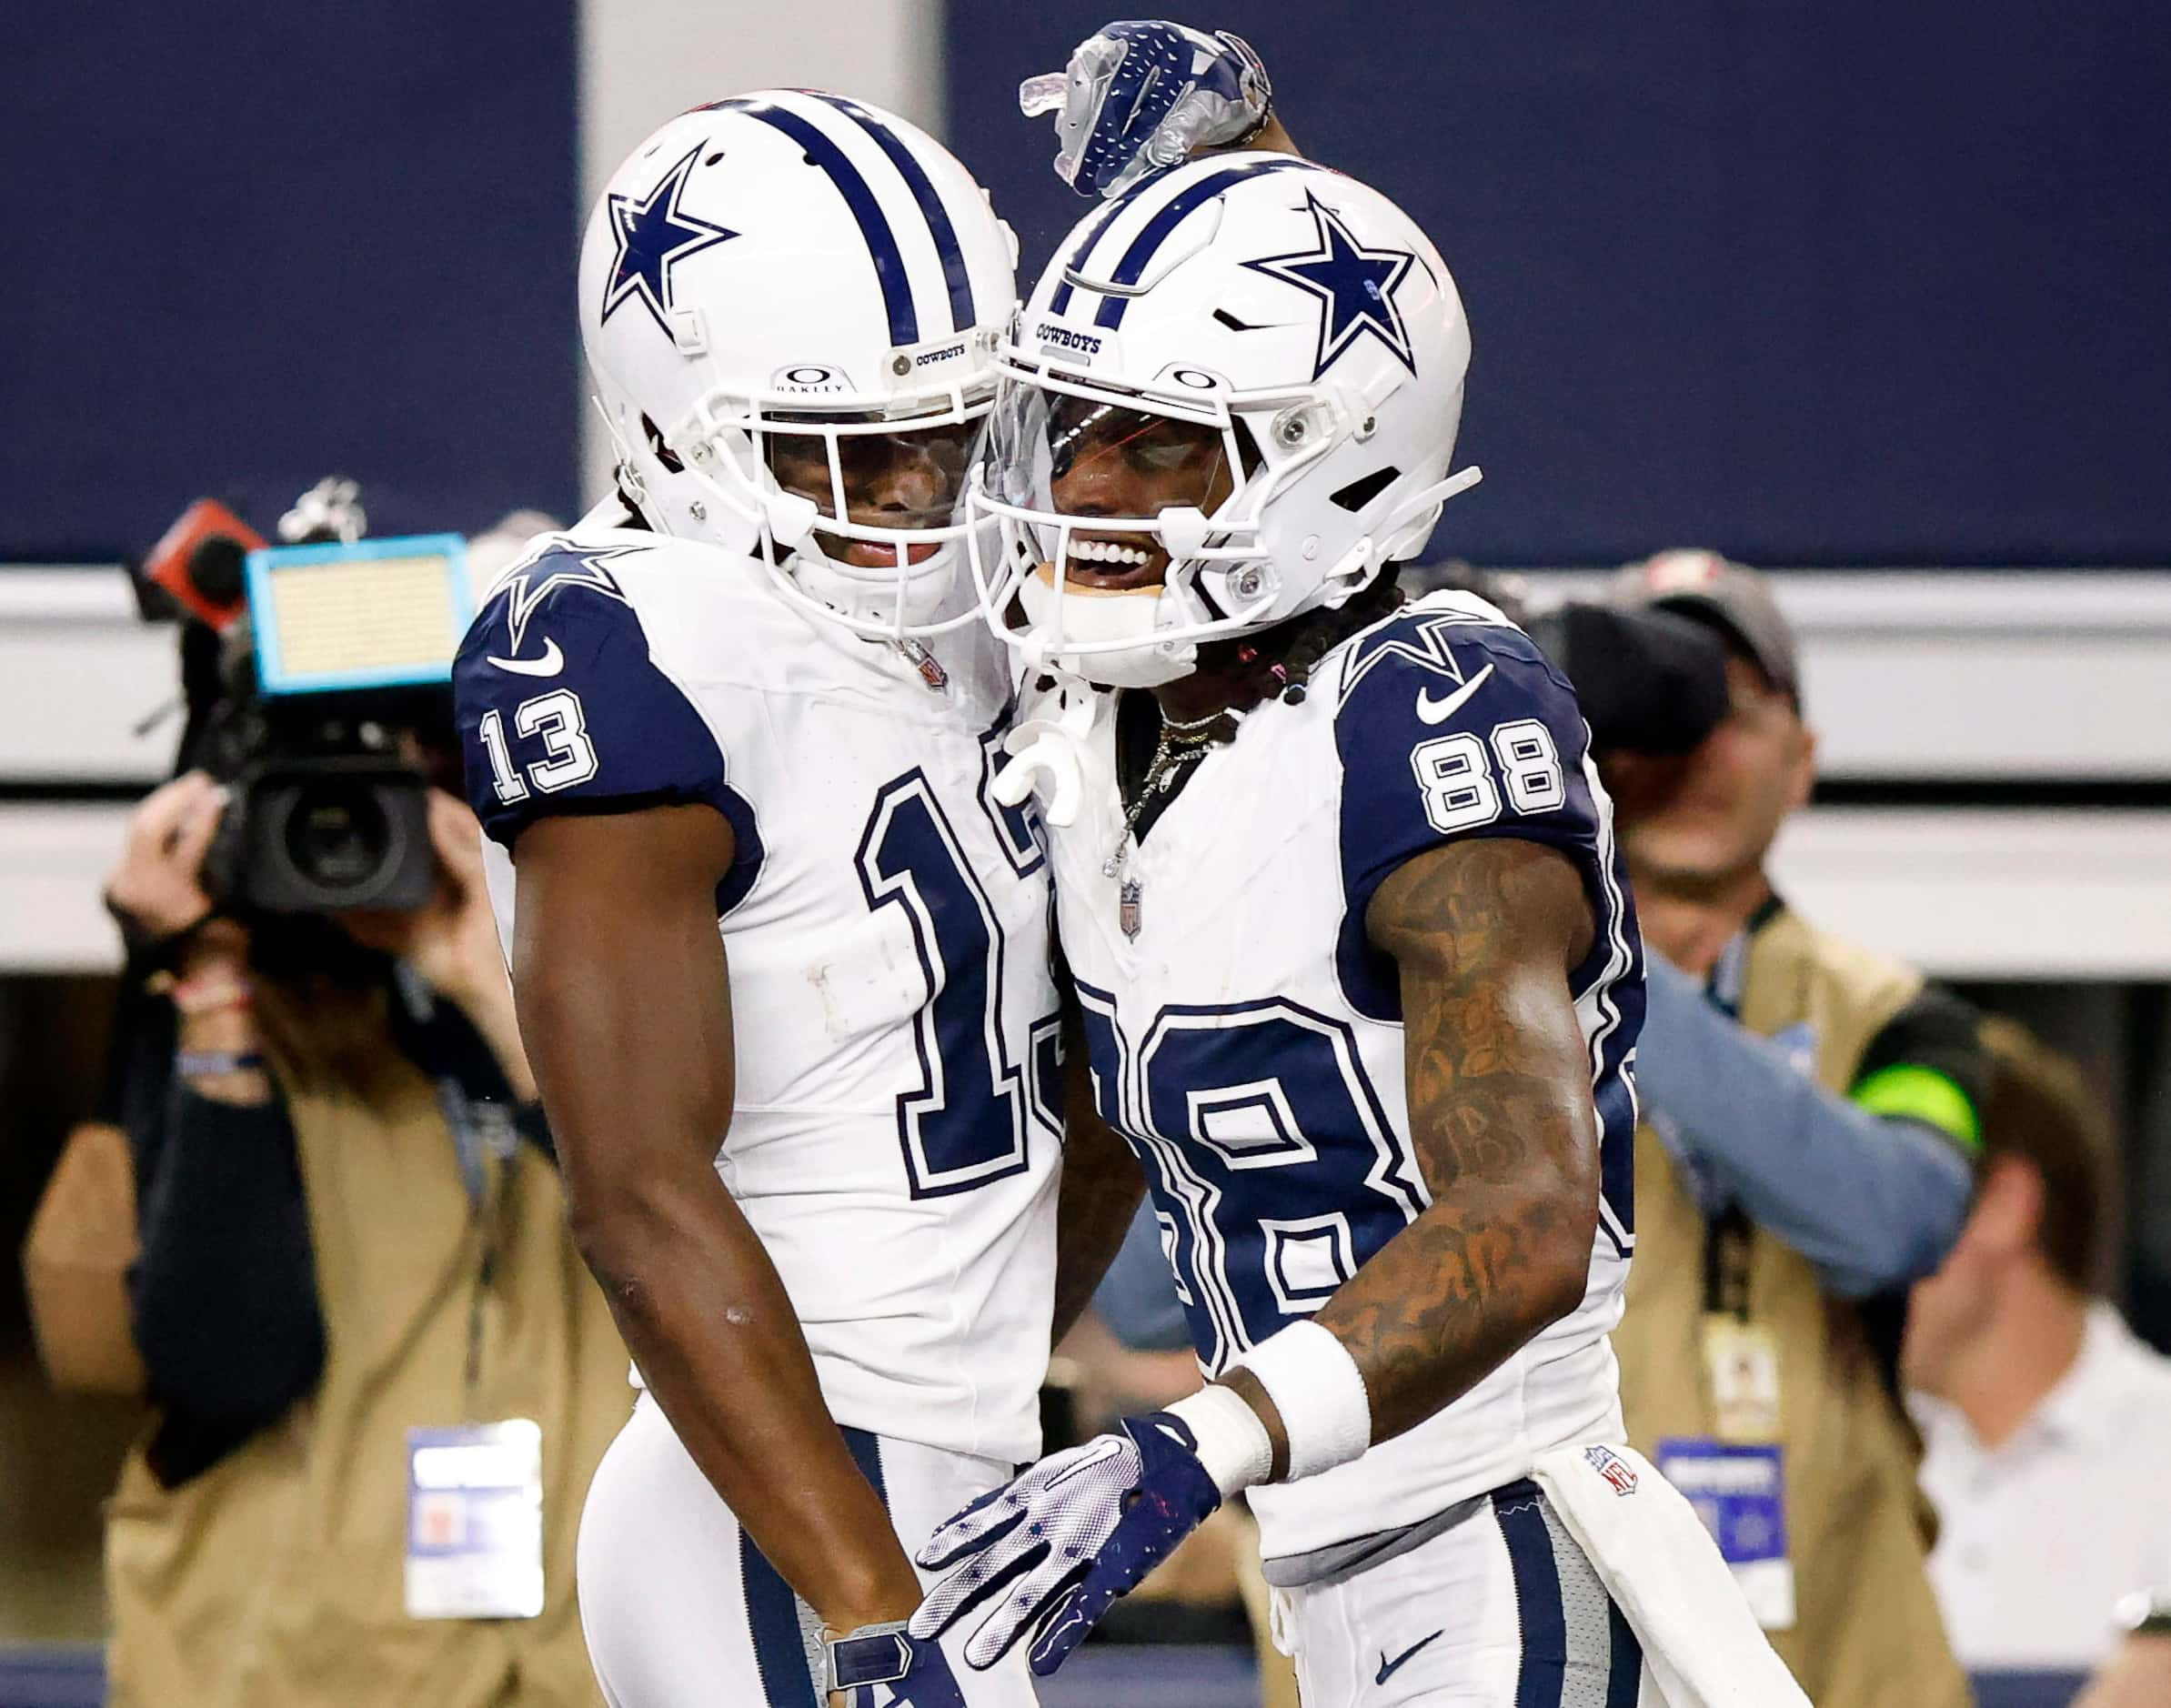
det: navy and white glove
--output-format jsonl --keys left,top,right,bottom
{"left": 908, "top": 1412, "right": 1225, "bottom": 1674}
{"left": 1019, "top": 21, "right": 1272, "bottom": 200}
{"left": 824, "top": 1621, "right": 967, "bottom": 1707}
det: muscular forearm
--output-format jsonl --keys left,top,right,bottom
{"left": 1223, "top": 971, "right": 1598, "bottom": 1472}
{"left": 573, "top": 1173, "right": 920, "bottom": 1629}
{"left": 1304, "top": 1174, "right": 1589, "bottom": 1448}
{"left": 1234, "top": 113, "right": 1299, "bottom": 156}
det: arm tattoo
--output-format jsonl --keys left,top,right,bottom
{"left": 1308, "top": 837, "right": 1600, "bottom": 1446}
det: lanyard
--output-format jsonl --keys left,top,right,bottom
{"left": 399, "top": 965, "right": 521, "bottom": 1405}
{"left": 1696, "top": 898, "right": 1784, "bottom": 1321}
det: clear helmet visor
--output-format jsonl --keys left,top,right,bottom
{"left": 678, "top": 387, "right": 998, "bottom": 639}
{"left": 970, "top": 377, "right": 1276, "bottom": 685}
{"left": 765, "top": 407, "right": 986, "bottom": 542}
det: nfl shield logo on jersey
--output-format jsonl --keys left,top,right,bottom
{"left": 1584, "top": 1445, "right": 1640, "bottom": 1496}
{"left": 1119, "top": 878, "right": 1143, "bottom": 940}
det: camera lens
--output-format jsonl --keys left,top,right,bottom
{"left": 282, "top": 782, "right": 391, "bottom": 891}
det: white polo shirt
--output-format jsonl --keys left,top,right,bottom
{"left": 1911, "top": 1302, "right": 2171, "bottom": 1671}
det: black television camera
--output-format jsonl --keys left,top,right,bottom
{"left": 146, "top": 480, "right": 477, "bottom": 914}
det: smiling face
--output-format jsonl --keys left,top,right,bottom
{"left": 763, "top": 415, "right": 982, "bottom": 568}
{"left": 1041, "top": 396, "right": 1246, "bottom": 590}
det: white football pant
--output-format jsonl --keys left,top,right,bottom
{"left": 1273, "top": 1479, "right": 1651, "bottom": 1707}
{"left": 577, "top": 1393, "right": 1038, "bottom": 1707}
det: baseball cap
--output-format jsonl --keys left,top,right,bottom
{"left": 1610, "top": 549, "right": 1802, "bottom": 708}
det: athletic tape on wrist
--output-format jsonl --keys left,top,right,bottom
{"left": 1233, "top": 1320, "right": 1372, "bottom": 1481}
{"left": 1164, "top": 1382, "right": 1273, "bottom": 1497}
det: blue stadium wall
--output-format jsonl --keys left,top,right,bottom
{"left": 948, "top": 0, "right": 2171, "bottom": 567}
{"left": 5, "top": 0, "right": 2166, "bottom": 568}
{"left": 0, "top": 0, "right": 583, "bottom": 561}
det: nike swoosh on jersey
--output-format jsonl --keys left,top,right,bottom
{"left": 486, "top": 637, "right": 565, "bottom": 677}
{"left": 1414, "top": 661, "right": 1493, "bottom": 726}
{"left": 1375, "top": 1629, "right": 1444, "bottom": 1683}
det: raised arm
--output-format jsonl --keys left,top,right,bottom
{"left": 1633, "top": 959, "right": 1975, "bottom": 1295}
{"left": 510, "top": 802, "right": 922, "bottom": 1635}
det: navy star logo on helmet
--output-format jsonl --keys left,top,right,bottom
{"left": 1243, "top": 190, "right": 1419, "bottom": 381}
{"left": 600, "top": 143, "right": 737, "bottom": 336}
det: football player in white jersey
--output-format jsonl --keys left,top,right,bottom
{"left": 909, "top": 154, "right": 1799, "bottom": 1703}
{"left": 449, "top": 58, "right": 1308, "bottom": 1706}
{"left": 452, "top": 92, "right": 1095, "bottom": 1708}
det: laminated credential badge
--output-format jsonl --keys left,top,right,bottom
{"left": 406, "top": 1419, "right": 545, "bottom": 1620}
{"left": 1656, "top": 1438, "right": 1794, "bottom": 1631}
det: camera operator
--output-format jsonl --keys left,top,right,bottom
{"left": 62, "top": 503, "right": 627, "bottom": 1708}
{"left": 1597, "top": 549, "right": 1986, "bottom": 1708}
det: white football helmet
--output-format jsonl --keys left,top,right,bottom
{"left": 579, "top": 91, "right": 1018, "bottom": 638}
{"left": 968, "top": 154, "right": 1480, "bottom": 686}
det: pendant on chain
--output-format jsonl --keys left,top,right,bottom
{"left": 1119, "top": 877, "right": 1143, "bottom": 940}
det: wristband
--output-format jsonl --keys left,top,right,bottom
{"left": 825, "top": 1621, "right": 911, "bottom": 1692}
{"left": 1231, "top": 1320, "right": 1372, "bottom": 1481}
{"left": 176, "top": 1050, "right": 266, "bottom": 1078}
{"left": 1164, "top": 1382, "right": 1273, "bottom": 1497}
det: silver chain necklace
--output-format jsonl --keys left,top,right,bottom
{"left": 1102, "top": 706, "right": 1240, "bottom": 882}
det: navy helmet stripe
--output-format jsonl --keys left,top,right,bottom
{"left": 1091, "top": 157, "right": 1308, "bottom": 330}
{"left": 717, "top": 97, "right": 919, "bottom": 347}
{"left": 1493, "top": 1480, "right": 1568, "bottom": 1708}
{"left": 1048, "top": 169, "right": 1165, "bottom": 316}
{"left": 805, "top": 93, "right": 976, "bottom": 336}
{"left": 738, "top": 1531, "right": 819, "bottom": 1707}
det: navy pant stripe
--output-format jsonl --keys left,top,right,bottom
{"left": 1605, "top": 1599, "right": 1643, "bottom": 1708}
{"left": 709, "top": 97, "right": 920, "bottom": 347}
{"left": 736, "top": 1431, "right": 889, "bottom": 1707}
{"left": 842, "top": 1424, "right": 890, "bottom": 1510}
{"left": 1493, "top": 1480, "right": 1567, "bottom": 1708}
{"left": 738, "top": 1530, "right": 819, "bottom": 1708}
{"left": 805, "top": 93, "right": 977, "bottom": 336}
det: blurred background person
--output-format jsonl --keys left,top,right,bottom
{"left": 1599, "top": 549, "right": 1989, "bottom": 1708}
{"left": 1905, "top": 1020, "right": 2171, "bottom": 1674}
{"left": 24, "top": 498, "right": 627, "bottom": 1708}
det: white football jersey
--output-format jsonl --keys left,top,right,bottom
{"left": 452, "top": 512, "right": 1062, "bottom": 1464}
{"left": 1039, "top": 590, "right": 1644, "bottom": 1561}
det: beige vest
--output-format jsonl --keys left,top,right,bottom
{"left": 105, "top": 991, "right": 628, "bottom": 1708}
{"left": 1615, "top": 907, "right": 1969, "bottom": 1708}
